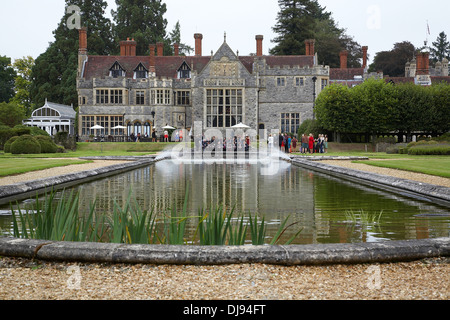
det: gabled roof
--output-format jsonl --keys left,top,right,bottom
{"left": 81, "top": 53, "right": 316, "bottom": 80}
{"left": 32, "top": 101, "right": 76, "bottom": 119}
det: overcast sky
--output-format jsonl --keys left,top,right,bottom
{"left": 1, "top": 0, "right": 448, "bottom": 64}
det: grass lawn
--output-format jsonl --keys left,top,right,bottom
{"left": 0, "top": 142, "right": 172, "bottom": 176}
{"left": 0, "top": 158, "right": 92, "bottom": 177}
{"left": 292, "top": 142, "right": 450, "bottom": 178}
{"left": 0, "top": 142, "right": 173, "bottom": 159}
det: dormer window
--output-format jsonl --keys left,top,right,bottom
{"left": 134, "top": 63, "right": 148, "bottom": 79}
{"left": 109, "top": 61, "right": 125, "bottom": 78}
{"left": 177, "top": 61, "right": 191, "bottom": 79}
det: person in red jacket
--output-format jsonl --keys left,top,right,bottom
{"left": 308, "top": 133, "right": 314, "bottom": 154}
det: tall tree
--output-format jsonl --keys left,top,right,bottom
{"left": 11, "top": 56, "right": 34, "bottom": 116}
{"left": 270, "top": 0, "right": 324, "bottom": 56}
{"left": 169, "top": 21, "right": 193, "bottom": 56}
{"left": 0, "top": 56, "right": 16, "bottom": 103}
{"left": 112, "top": 0, "right": 168, "bottom": 55}
{"left": 30, "top": 0, "right": 114, "bottom": 108}
{"left": 430, "top": 31, "right": 450, "bottom": 63}
{"left": 270, "top": 0, "right": 362, "bottom": 68}
{"left": 368, "top": 41, "right": 416, "bottom": 77}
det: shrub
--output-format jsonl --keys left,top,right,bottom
{"left": 10, "top": 135, "right": 41, "bottom": 154}
{"left": 435, "top": 132, "right": 450, "bottom": 142}
{"left": 386, "top": 143, "right": 408, "bottom": 154}
{"left": 408, "top": 143, "right": 450, "bottom": 155}
{"left": 34, "top": 135, "right": 58, "bottom": 153}
{"left": 4, "top": 136, "right": 19, "bottom": 153}
{"left": 54, "top": 131, "right": 76, "bottom": 150}
{"left": 407, "top": 140, "right": 438, "bottom": 148}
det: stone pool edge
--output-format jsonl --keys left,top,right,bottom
{"left": 290, "top": 157, "right": 450, "bottom": 204}
{"left": 0, "top": 236, "right": 448, "bottom": 265}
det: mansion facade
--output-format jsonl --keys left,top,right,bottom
{"left": 76, "top": 28, "right": 329, "bottom": 140}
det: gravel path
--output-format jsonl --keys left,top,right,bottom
{"left": 0, "top": 159, "right": 129, "bottom": 186}
{"left": 0, "top": 257, "right": 448, "bottom": 300}
{"left": 0, "top": 158, "right": 448, "bottom": 300}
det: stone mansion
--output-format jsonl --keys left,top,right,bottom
{"left": 76, "top": 28, "right": 332, "bottom": 140}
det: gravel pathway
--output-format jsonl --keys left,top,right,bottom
{"left": 0, "top": 159, "right": 129, "bottom": 186}
{"left": 0, "top": 257, "right": 448, "bottom": 300}
{"left": 0, "top": 158, "right": 448, "bottom": 301}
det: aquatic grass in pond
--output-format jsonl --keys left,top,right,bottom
{"left": 11, "top": 189, "right": 105, "bottom": 242}
{"left": 345, "top": 209, "right": 384, "bottom": 229}
{"left": 9, "top": 189, "right": 303, "bottom": 245}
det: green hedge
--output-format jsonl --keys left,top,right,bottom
{"left": 10, "top": 135, "right": 41, "bottom": 154}
{"left": 4, "top": 136, "right": 19, "bottom": 153}
{"left": 34, "top": 135, "right": 58, "bottom": 153}
{"left": 408, "top": 144, "right": 450, "bottom": 155}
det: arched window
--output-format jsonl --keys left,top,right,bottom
{"left": 144, "top": 122, "right": 151, "bottom": 137}
{"left": 127, "top": 122, "right": 132, "bottom": 136}
{"left": 134, "top": 121, "right": 142, "bottom": 135}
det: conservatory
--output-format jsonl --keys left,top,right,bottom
{"left": 23, "top": 100, "right": 76, "bottom": 136}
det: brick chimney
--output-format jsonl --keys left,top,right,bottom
{"left": 362, "top": 46, "right": 368, "bottom": 69}
{"left": 120, "top": 38, "right": 137, "bottom": 56}
{"left": 256, "top": 35, "right": 263, "bottom": 56}
{"left": 340, "top": 50, "right": 348, "bottom": 69}
{"left": 194, "top": 33, "right": 203, "bottom": 56}
{"left": 305, "top": 39, "right": 315, "bottom": 56}
{"left": 174, "top": 43, "right": 179, "bottom": 56}
{"left": 78, "top": 27, "right": 87, "bottom": 54}
{"left": 149, "top": 44, "right": 156, "bottom": 68}
{"left": 416, "top": 52, "right": 430, "bottom": 75}
{"left": 157, "top": 42, "right": 164, "bottom": 56}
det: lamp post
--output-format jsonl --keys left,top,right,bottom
{"left": 151, "top": 111, "right": 156, "bottom": 142}
{"left": 312, "top": 76, "right": 317, "bottom": 120}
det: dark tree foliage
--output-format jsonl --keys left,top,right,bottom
{"left": 270, "top": 0, "right": 363, "bottom": 68}
{"left": 430, "top": 31, "right": 450, "bottom": 63}
{"left": 112, "top": 0, "right": 168, "bottom": 55}
{"left": 368, "top": 41, "right": 416, "bottom": 77}
{"left": 0, "top": 56, "right": 16, "bottom": 103}
{"left": 30, "top": 0, "right": 114, "bottom": 109}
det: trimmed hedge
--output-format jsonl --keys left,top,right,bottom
{"left": 4, "top": 136, "right": 19, "bottom": 153}
{"left": 10, "top": 135, "right": 41, "bottom": 154}
{"left": 34, "top": 135, "right": 58, "bottom": 153}
{"left": 408, "top": 144, "right": 450, "bottom": 155}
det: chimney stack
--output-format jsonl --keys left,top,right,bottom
{"left": 120, "top": 38, "right": 137, "bottom": 56}
{"left": 362, "top": 46, "right": 368, "bottom": 69}
{"left": 149, "top": 44, "right": 156, "bottom": 67}
{"left": 305, "top": 39, "right": 315, "bottom": 56}
{"left": 256, "top": 35, "right": 263, "bottom": 56}
{"left": 416, "top": 52, "right": 430, "bottom": 75}
{"left": 340, "top": 50, "right": 348, "bottom": 69}
{"left": 174, "top": 43, "right": 179, "bottom": 56}
{"left": 79, "top": 27, "right": 87, "bottom": 54}
{"left": 156, "top": 42, "right": 164, "bottom": 56}
{"left": 194, "top": 33, "right": 203, "bottom": 56}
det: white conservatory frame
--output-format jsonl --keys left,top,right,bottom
{"left": 23, "top": 100, "right": 76, "bottom": 136}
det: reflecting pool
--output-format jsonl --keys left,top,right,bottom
{"left": 1, "top": 159, "right": 449, "bottom": 244}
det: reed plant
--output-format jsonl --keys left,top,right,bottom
{"left": 9, "top": 189, "right": 303, "bottom": 245}
{"left": 345, "top": 209, "right": 384, "bottom": 228}
{"left": 11, "top": 189, "right": 105, "bottom": 242}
